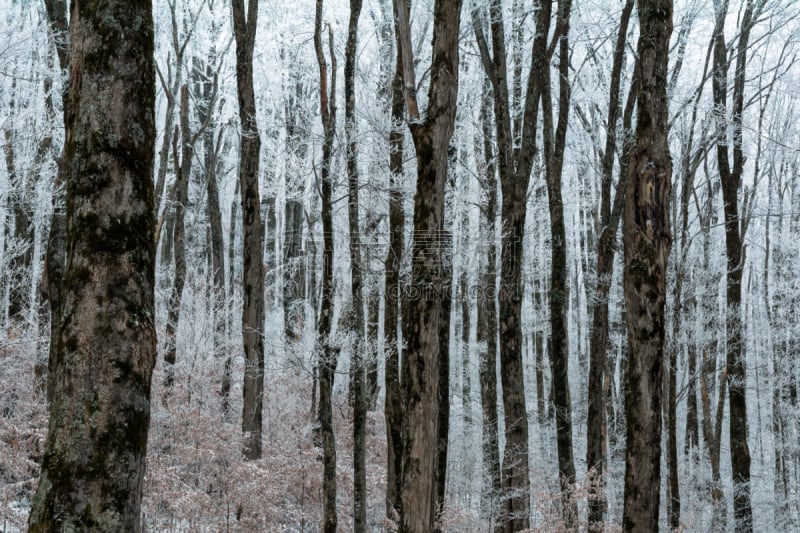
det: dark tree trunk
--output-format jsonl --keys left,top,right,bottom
{"left": 27, "top": 0, "right": 157, "bottom": 528}
{"left": 476, "top": 77, "right": 502, "bottom": 531}
{"left": 541, "top": 0, "right": 577, "bottom": 525}
{"left": 232, "top": 0, "right": 265, "bottom": 461}
{"left": 393, "top": 0, "right": 462, "bottom": 530}
{"left": 435, "top": 256, "right": 452, "bottom": 530}
{"left": 472, "top": 0, "right": 554, "bottom": 524}
{"left": 314, "top": 6, "right": 338, "bottom": 531}
{"left": 344, "top": 1, "right": 367, "bottom": 529}
{"left": 283, "top": 199, "right": 305, "bottom": 341}
{"left": 40, "top": 0, "right": 69, "bottom": 384}
{"left": 163, "top": 86, "right": 192, "bottom": 387}
{"left": 460, "top": 270, "right": 472, "bottom": 431}
{"left": 223, "top": 179, "right": 240, "bottom": 416}
{"left": 621, "top": 0, "right": 673, "bottom": 530}
{"left": 384, "top": 16, "right": 406, "bottom": 522}
{"left": 586, "top": 1, "right": 633, "bottom": 528}
{"left": 712, "top": 1, "right": 761, "bottom": 528}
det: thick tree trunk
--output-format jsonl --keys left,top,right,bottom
{"left": 393, "top": 0, "right": 462, "bottom": 530}
{"left": 27, "top": 1, "right": 157, "bottom": 529}
{"left": 232, "top": 0, "right": 265, "bottom": 461}
{"left": 621, "top": 0, "right": 673, "bottom": 530}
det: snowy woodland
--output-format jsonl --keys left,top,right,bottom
{"left": 0, "top": 0, "right": 799, "bottom": 530}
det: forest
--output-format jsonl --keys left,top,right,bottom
{"left": 0, "top": 0, "right": 798, "bottom": 531}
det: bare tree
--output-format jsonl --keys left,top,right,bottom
{"left": 344, "top": 0, "right": 367, "bottom": 529}
{"left": 314, "top": 1, "right": 338, "bottom": 529}
{"left": 231, "top": 0, "right": 265, "bottom": 460}
{"left": 384, "top": 0, "right": 406, "bottom": 520}
{"left": 393, "top": 0, "right": 463, "bottom": 529}
{"left": 622, "top": 0, "right": 673, "bottom": 530}
{"left": 471, "top": 0, "right": 552, "bottom": 525}
{"left": 586, "top": 1, "right": 635, "bottom": 528}
{"left": 541, "top": 0, "right": 577, "bottom": 525}
{"left": 27, "top": 0, "right": 158, "bottom": 528}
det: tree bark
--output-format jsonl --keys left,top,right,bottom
{"left": 586, "top": 1, "right": 633, "bottom": 528}
{"left": 712, "top": 1, "right": 761, "bottom": 528}
{"left": 27, "top": 0, "right": 157, "bottom": 528}
{"left": 393, "top": 0, "right": 463, "bottom": 530}
{"left": 541, "top": 0, "right": 577, "bottom": 525}
{"left": 383, "top": 11, "right": 406, "bottom": 522}
{"left": 163, "top": 86, "right": 192, "bottom": 387}
{"left": 314, "top": 5, "right": 338, "bottom": 530}
{"left": 472, "top": 0, "right": 554, "bottom": 524}
{"left": 344, "top": 0, "right": 367, "bottom": 529}
{"left": 232, "top": 0, "right": 265, "bottom": 461}
{"left": 621, "top": 0, "right": 673, "bottom": 530}
{"left": 476, "top": 77, "right": 502, "bottom": 531}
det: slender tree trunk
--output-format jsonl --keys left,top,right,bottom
{"left": 435, "top": 256, "right": 452, "bottom": 530}
{"left": 472, "top": 1, "right": 553, "bottom": 524}
{"left": 712, "top": 1, "right": 760, "bottom": 528}
{"left": 344, "top": 1, "right": 367, "bottom": 529}
{"left": 283, "top": 199, "right": 305, "bottom": 341}
{"left": 586, "top": 2, "right": 633, "bottom": 528}
{"left": 223, "top": 179, "right": 240, "bottom": 416}
{"left": 384, "top": 13, "right": 406, "bottom": 522}
{"left": 28, "top": 1, "right": 157, "bottom": 528}
{"left": 314, "top": 5, "right": 338, "bottom": 530}
{"left": 621, "top": 0, "right": 673, "bottom": 530}
{"left": 476, "top": 77, "right": 502, "bottom": 531}
{"left": 460, "top": 270, "right": 472, "bottom": 432}
{"left": 232, "top": 0, "right": 265, "bottom": 461}
{"left": 163, "top": 85, "right": 192, "bottom": 387}
{"left": 541, "top": 1, "right": 577, "bottom": 524}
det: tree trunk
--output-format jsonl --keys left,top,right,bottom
{"left": 314, "top": 6, "right": 338, "bottom": 530}
{"left": 393, "top": 0, "right": 463, "bottom": 530}
{"left": 28, "top": 1, "right": 157, "bottom": 528}
{"left": 384, "top": 14, "right": 406, "bottom": 522}
{"left": 435, "top": 255, "right": 452, "bottom": 530}
{"left": 621, "top": 0, "right": 673, "bottom": 530}
{"left": 232, "top": 0, "right": 265, "bottom": 461}
{"left": 283, "top": 199, "right": 305, "bottom": 341}
{"left": 344, "top": 1, "right": 367, "bottom": 529}
{"left": 476, "top": 77, "right": 502, "bottom": 531}
{"left": 712, "top": 1, "right": 761, "bottom": 528}
{"left": 541, "top": 1, "right": 577, "bottom": 524}
{"left": 163, "top": 86, "right": 192, "bottom": 387}
{"left": 586, "top": 1, "right": 633, "bottom": 528}
{"left": 472, "top": 0, "right": 553, "bottom": 523}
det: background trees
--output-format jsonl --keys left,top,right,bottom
{"left": 1, "top": 0, "right": 800, "bottom": 531}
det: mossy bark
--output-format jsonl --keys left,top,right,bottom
{"left": 28, "top": 1, "right": 157, "bottom": 530}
